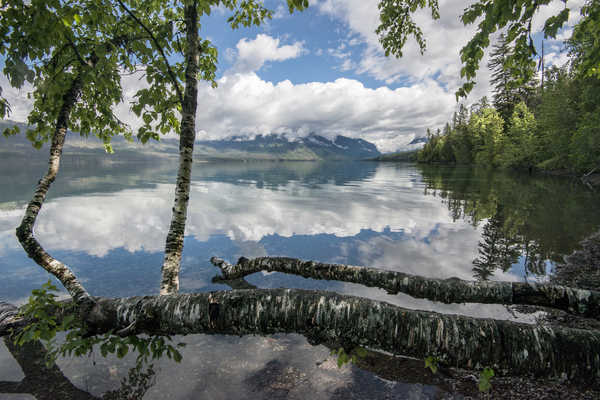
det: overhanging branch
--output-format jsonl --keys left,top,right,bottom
{"left": 116, "top": 0, "right": 184, "bottom": 105}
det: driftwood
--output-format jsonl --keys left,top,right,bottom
{"left": 210, "top": 256, "right": 600, "bottom": 318}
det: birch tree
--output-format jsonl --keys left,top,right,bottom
{"left": 1, "top": 0, "right": 156, "bottom": 312}
{"left": 111, "top": 0, "right": 309, "bottom": 295}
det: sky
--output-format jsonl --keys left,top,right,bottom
{"left": 1, "top": 0, "right": 583, "bottom": 152}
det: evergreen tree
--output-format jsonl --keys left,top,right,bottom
{"left": 468, "top": 106, "right": 504, "bottom": 166}
{"left": 488, "top": 34, "right": 537, "bottom": 126}
{"left": 499, "top": 102, "right": 538, "bottom": 169}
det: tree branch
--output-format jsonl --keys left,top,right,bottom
{"left": 2, "top": 337, "right": 100, "bottom": 400}
{"left": 210, "top": 256, "right": 600, "bottom": 318}
{"left": 115, "top": 0, "right": 184, "bottom": 105}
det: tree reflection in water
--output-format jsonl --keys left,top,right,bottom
{"left": 0, "top": 337, "right": 156, "bottom": 400}
{"left": 418, "top": 164, "right": 600, "bottom": 281}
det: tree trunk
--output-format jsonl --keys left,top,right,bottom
{"left": 211, "top": 256, "right": 600, "bottom": 318}
{"left": 15, "top": 75, "right": 91, "bottom": 306}
{"left": 3, "top": 286, "right": 600, "bottom": 382}
{"left": 77, "top": 289, "right": 600, "bottom": 383}
{"left": 160, "top": 3, "right": 199, "bottom": 295}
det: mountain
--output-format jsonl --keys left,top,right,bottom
{"left": 1, "top": 121, "right": 380, "bottom": 161}
{"left": 196, "top": 133, "right": 380, "bottom": 160}
{"left": 408, "top": 136, "right": 428, "bottom": 145}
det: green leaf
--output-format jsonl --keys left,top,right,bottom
{"left": 478, "top": 367, "right": 495, "bottom": 392}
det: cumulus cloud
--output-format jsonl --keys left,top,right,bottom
{"left": 0, "top": 74, "right": 33, "bottom": 122}
{"left": 317, "top": 0, "right": 482, "bottom": 90}
{"left": 316, "top": 0, "right": 581, "bottom": 93}
{"left": 193, "top": 72, "right": 455, "bottom": 151}
{"left": 231, "top": 34, "right": 306, "bottom": 73}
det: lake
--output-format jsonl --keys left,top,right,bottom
{"left": 1, "top": 158, "right": 599, "bottom": 399}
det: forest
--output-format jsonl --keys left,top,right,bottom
{"left": 417, "top": 30, "right": 600, "bottom": 177}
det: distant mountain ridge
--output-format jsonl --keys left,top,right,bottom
{"left": 196, "top": 133, "right": 380, "bottom": 160}
{"left": 1, "top": 120, "right": 380, "bottom": 161}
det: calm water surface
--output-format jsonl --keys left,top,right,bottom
{"left": 1, "top": 158, "right": 599, "bottom": 399}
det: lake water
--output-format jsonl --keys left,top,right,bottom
{"left": 1, "top": 158, "right": 599, "bottom": 399}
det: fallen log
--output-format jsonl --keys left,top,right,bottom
{"left": 78, "top": 289, "right": 600, "bottom": 382}
{"left": 211, "top": 256, "right": 600, "bottom": 318}
{"left": 2, "top": 287, "right": 599, "bottom": 382}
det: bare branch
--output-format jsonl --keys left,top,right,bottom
{"left": 210, "top": 256, "right": 600, "bottom": 318}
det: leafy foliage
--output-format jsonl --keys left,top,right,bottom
{"left": 424, "top": 355, "right": 439, "bottom": 374}
{"left": 478, "top": 367, "right": 495, "bottom": 392}
{"left": 331, "top": 346, "right": 368, "bottom": 368}
{"left": 0, "top": 0, "right": 143, "bottom": 147}
{"left": 376, "top": 0, "right": 594, "bottom": 98}
{"left": 14, "top": 281, "right": 185, "bottom": 367}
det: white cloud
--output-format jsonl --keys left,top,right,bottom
{"left": 192, "top": 72, "right": 455, "bottom": 152}
{"left": 317, "top": 0, "right": 481, "bottom": 90}
{"left": 0, "top": 74, "right": 33, "bottom": 122}
{"left": 232, "top": 34, "right": 306, "bottom": 73}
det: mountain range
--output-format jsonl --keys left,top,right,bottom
{"left": 1, "top": 120, "right": 381, "bottom": 161}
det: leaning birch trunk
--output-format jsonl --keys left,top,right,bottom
{"left": 160, "top": 4, "right": 199, "bottom": 295}
{"left": 14, "top": 75, "right": 91, "bottom": 306}
{"left": 211, "top": 257, "right": 600, "bottom": 318}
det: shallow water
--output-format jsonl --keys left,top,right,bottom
{"left": 1, "top": 158, "right": 599, "bottom": 399}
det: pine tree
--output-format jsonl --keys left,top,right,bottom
{"left": 488, "top": 34, "right": 537, "bottom": 126}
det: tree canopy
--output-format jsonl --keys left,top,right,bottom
{"left": 376, "top": 0, "right": 598, "bottom": 98}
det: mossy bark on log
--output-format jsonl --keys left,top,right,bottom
{"left": 211, "top": 256, "right": 600, "bottom": 318}
{"left": 81, "top": 289, "right": 600, "bottom": 383}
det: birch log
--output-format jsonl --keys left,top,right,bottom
{"left": 86, "top": 289, "right": 600, "bottom": 382}
{"left": 2, "top": 289, "right": 599, "bottom": 382}
{"left": 211, "top": 257, "right": 600, "bottom": 318}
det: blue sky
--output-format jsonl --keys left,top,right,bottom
{"left": 1, "top": 0, "right": 582, "bottom": 152}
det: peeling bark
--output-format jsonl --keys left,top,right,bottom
{"left": 211, "top": 257, "right": 600, "bottom": 318}
{"left": 81, "top": 289, "right": 600, "bottom": 382}
{"left": 14, "top": 75, "right": 91, "bottom": 306}
{"left": 3, "top": 287, "right": 600, "bottom": 382}
{"left": 160, "top": 4, "right": 199, "bottom": 295}
{"left": 0, "top": 301, "right": 23, "bottom": 336}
